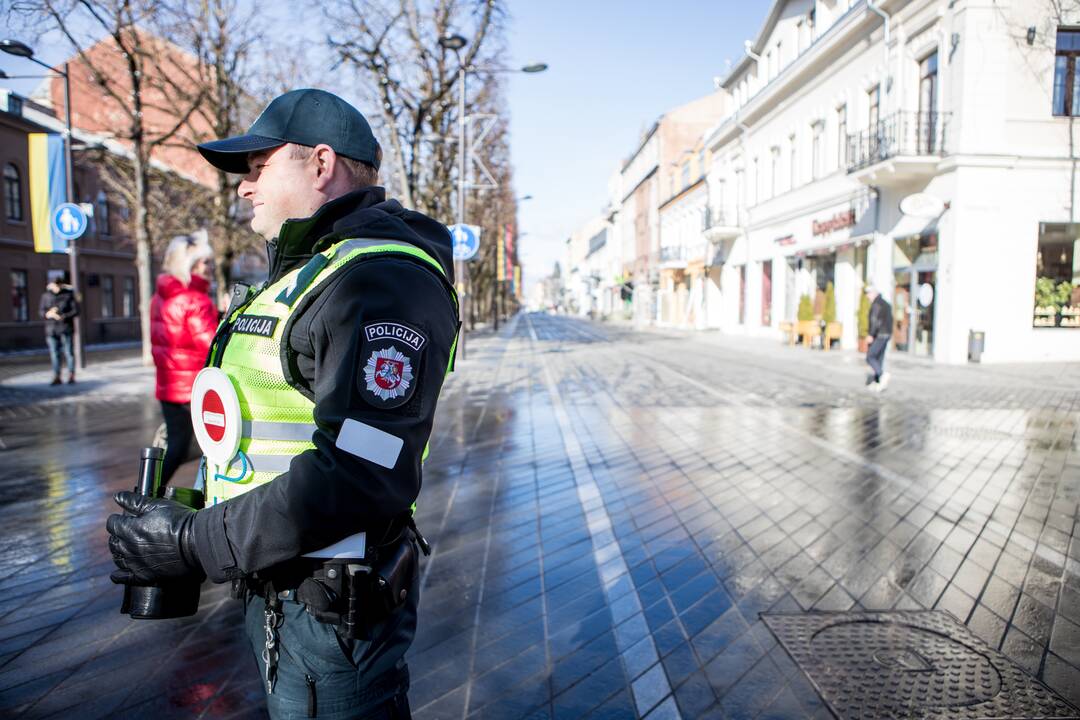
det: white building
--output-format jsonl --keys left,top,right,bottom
{"left": 564, "top": 214, "right": 615, "bottom": 318}
{"left": 702, "top": 0, "right": 1080, "bottom": 363}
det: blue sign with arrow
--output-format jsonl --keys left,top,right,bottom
{"left": 52, "top": 203, "right": 88, "bottom": 241}
{"left": 449, "top": 223, "right": 481, "bottom": 261}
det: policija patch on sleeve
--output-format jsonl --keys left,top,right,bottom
{"left": 358, "top": 321, "right": 427, "bottom": 409}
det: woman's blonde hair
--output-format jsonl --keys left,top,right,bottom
{"left": 162, "top": 231, "right": 214, "bottom": 285}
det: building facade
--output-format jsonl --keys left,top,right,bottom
{"left": 0, "top": 100, "right": 140, "bottom": 350}
{"left": 704, "top": 0, "right": 1080, "bottom": 363}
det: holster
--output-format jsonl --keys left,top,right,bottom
{"left": 294, "top": 534, "right": 418, "bottom": 640}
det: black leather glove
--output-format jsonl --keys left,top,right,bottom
{"left": 107, "top": 491, "right": 204, "bottom": 585}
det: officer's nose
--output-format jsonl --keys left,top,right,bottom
{"left": 237, "top": 176, "right": 255, "bottom": 200}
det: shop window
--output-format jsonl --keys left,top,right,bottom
{"left": 1053, "top": 28, "right": 1080, "bottom": 117}
{"left": 122, "top": 276, "right": 135, "bottom": 317}
{"left": 854, "top": 244, "right": 869, "bottom": 286}
{"left": 1034, "top": 222, "right": 1080, "bottom": 327}
{"left": 4, "top": 164, "right": 22, "bottom": 222}
{"left": 101, "top": 275, "right": 114, "bottom": 318}
{"left": 10, "top": 269, "right": 28, "bottom": 322}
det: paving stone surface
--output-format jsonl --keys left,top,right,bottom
{"left": 0, "top": 312, "right": 1077, "bottom": 719}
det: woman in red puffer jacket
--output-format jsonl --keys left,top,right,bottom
{"left": 151, "top": 234, "right": 219, "bottom": 484}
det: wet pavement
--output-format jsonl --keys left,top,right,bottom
{"left": 0, "top": 313, "right": 1078, "bottom": 719}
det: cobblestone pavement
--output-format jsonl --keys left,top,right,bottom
{"left": 0, "top": 313, "right": 1077, "bottom": 719}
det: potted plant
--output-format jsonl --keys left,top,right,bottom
{"left": 822, "top": 282, "right": 841, "bottom": 349}
{"left": 796, "top": 294, "right": 819, "bottom": 346}
{"left": 857, "top": 288, "right": 870, "bottom": 351}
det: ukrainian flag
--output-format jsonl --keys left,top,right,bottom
{"left": 28, "top": 133, "right": 68, "bottom": 253}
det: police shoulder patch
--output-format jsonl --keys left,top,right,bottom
{"left": 358, "top": 320, "right": 427, "bottom": 409}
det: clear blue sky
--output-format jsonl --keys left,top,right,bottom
{"left": 504, "top": 0, "right": 774, "bottom": 293}
{"left": 2, "top": 0, "right": 775, "bottom": 294}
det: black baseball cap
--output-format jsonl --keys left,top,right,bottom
{"left": 196, "top": 89, "right": 381, "bottom": 174}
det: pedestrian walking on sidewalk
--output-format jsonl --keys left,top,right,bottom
{"left": 106, "top": 89, "right": 459, "bottom": 719}
{"left": 39, "top": 273, "right": 79, "bottom": 385}
{"left": 151, "top": 235, "right": 218, "bottom": 485}
{"left": 864, "top": 285, "right": 893, "bottom": 392}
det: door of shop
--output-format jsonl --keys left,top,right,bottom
{"left": 893, "top": 236, "right": 938, "bottom": 357}
{"left": 761, "top": 261, "right": 772, "bottom": 326}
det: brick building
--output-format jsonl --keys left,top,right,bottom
{"left": 0, "top": 96, "right": 141, "bottom": 350}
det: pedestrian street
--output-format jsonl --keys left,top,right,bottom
{"left": 0, "top": 312, "right": 1079, "bottom": 719}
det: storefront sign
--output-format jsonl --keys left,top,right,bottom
{"left": 812, "top": 210, "right": 856, "bottom": 237}
{"left": 774, "top": 235, "right": 796, "bottom": 246}
{"left": 900, "top": 193, "right": 945, "bottom": 218}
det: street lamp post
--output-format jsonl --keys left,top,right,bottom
{"left": 2, "top": 40, "right": 84, "bottom": 370}
{"left": 437, "top": 33, "right": 546, "bottom": 350}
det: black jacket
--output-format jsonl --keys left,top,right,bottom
{"left": 39, "top": 285, "right": 79, "bottom": 337}
{"left": 868, "top": 296, "right": 893, "bottom": 339}
{"left": 191, "top": 187, "right": 458, "bottom": 583}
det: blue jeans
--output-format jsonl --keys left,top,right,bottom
{"left": 866, "top": 335, "right": 889, "bottom": 381}
{"left": 244, "top": 564, "right": 418, "bottom": 719}
{"left": 46, "top": 332, "right": 74, "bottom": 378}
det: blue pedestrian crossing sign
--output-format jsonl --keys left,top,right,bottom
{"left": 52, "top": 203, "right": 88, "bottom": 241}
{"left": 449, "top": 223, "right": 481, "bottom": 261}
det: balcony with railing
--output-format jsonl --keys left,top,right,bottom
{"left": 657, "top": 245, "right": 689, "bottom": 269}
{"left": 846, "top": 111, "right": 951, "bottom": 186}
{"left": 702, "top": 206, "right": 742, "bottom": 241}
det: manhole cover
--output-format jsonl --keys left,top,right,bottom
{"left": 763, "top": 611, "right": 1080, "bottom": 719}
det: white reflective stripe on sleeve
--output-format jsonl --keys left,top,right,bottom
{"left": 302, "top": 532, "right": 367, "bottom": 559}
{"left": 332, "top": 238, "right": 421, "bottom": 259}
{"left": 335, "top": 418, "right": 404, "bottom": 469}
{"left": 245, "top": 453, "right": 294, "bottom": 474}
{"left": 241, "top": 419, "right": 318, "bottom": 442}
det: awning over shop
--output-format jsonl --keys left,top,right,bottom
{"left": 889, "top": 213, "right": 938, "bottom": 241}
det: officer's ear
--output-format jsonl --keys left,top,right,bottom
{"left": 311, "top": 144, "right": 338, "bottom": 192}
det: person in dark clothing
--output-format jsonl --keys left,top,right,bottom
{"left": 105, "top": 89, "right": 458, "bottom": 720}
{"left": 865, "top": 285, "right": 893, "bottom": 391}
{"left": 39, "top": 274, "right": 79, "bottom": 385}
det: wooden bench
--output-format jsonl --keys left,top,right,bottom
{"left": 823, "top": 322, "right": 843, "bottom": 351}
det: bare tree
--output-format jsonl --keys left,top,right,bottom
{"left": 8, "top": 0, "right": 209, "bottom": 363}
{"left": 464, "top": 81, "right": 520, "bottom": 327}
{"left": 166, "top": 0, "right": 268, "bottom": 298}
{"left": 321, "top": 0, "right": 506, "bottom": 218}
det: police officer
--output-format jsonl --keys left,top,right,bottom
{"left": 106, "top": 89, "right": 459, "bottom": 719}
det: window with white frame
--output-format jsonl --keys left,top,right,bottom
{"left": 1053, "top": 28, "right": 1080, "bottom": 117}
{"left": 836, "top": 104, "right": 847, "bottom": 167}
{"left": 789, "top": 134, "right": 797, "bottom": 190}
{"left": 753, "top": 157, "right": 760, "bottom": 204}
{"left": 811, "top": 121, "right": 824, "bottom": 179}
{"left": 770, "top": 147, "right": 780, "bottom": 198}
